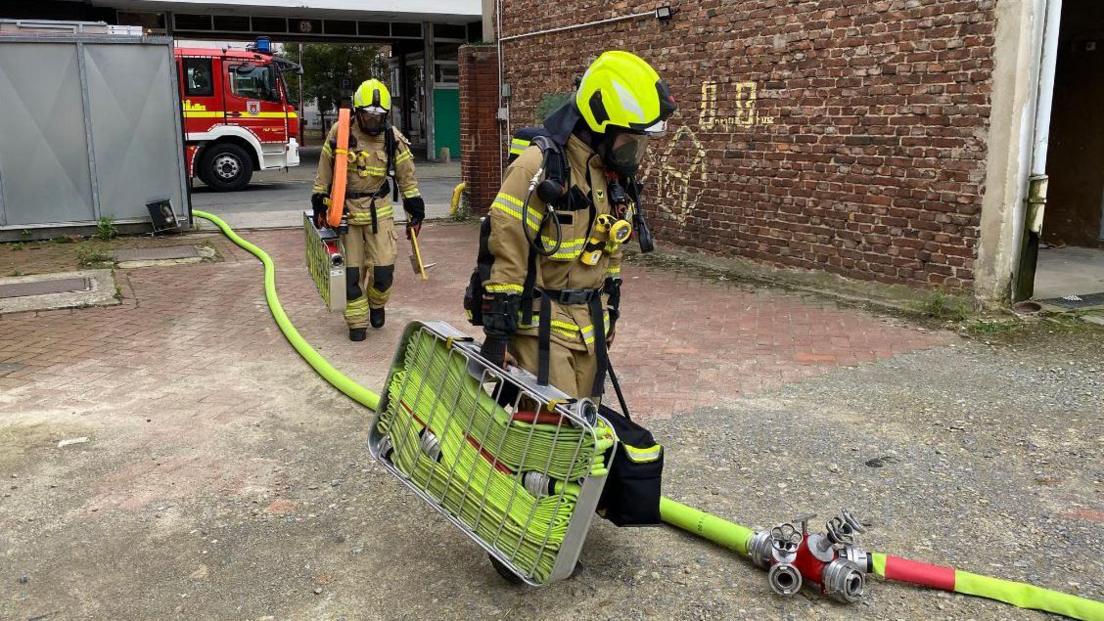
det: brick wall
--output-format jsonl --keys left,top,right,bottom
{"left": 496, "top": 0, "right": 997, "bottom": 289}
{"left": 459, "top": 44, "right": 502, "bottom": 214}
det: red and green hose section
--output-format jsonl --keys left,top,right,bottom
{"left": 195, "top": 210, "right": 1104, "bottom": 621}
{"left": 661, "top": 498, "right": 1103, "bottom": 620}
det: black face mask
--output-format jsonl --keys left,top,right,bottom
{"left": 599, "top": 131, "right": 649, "bottom": 177}
{"left": 356, "top": 109, "right": 388, "bottom": 136}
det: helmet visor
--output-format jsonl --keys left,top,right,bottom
{"left": 355, "top": 108, "right": 387, "bottom": 134}
{"left": 607, "top": 132, "right": 650, "bottom": 174}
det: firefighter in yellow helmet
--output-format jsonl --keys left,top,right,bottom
{"left": 312, "top": 79, "right": 425, "bottom": 341}
{"left": 473, "top": 51, "right": 676, "bottom": 398}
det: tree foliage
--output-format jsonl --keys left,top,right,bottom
{"left": 280, "top": 43, "right": 389, "bottom": 115}
{"left": 536, "top": 92, "right": 573, "bottom": 124}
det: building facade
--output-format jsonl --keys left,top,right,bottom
{"left": 463, "top": 0, "right": 1095, "bottom": 302}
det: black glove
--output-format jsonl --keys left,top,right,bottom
{"left": 604, "top": 277, "right": 622, "bottom": 309}
{"left": 604, "top": 277, "right": 622, "bottom": 340}
{"left": 479, "top": 335, "right": 509, "bottom": 369}
{"left": 480, "top": 292, "right": 520, "bottom": 367}
{"left": 403, "top": 196, "right": 425, "bottom": 238}
{"left": 403, "top": 196, "right": 425, "bottom": 225}
{"left": 482, "top": 292, "right": 520, "bottom": 338}
{"left": 311, "top": 193, "right": 328, "bottom": 227}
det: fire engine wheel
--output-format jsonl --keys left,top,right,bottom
{"left": 200, "top": 143, "right": 253, "bottom": 192}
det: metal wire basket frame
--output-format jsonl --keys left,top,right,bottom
{"left": 368, "top": 321, "right": 617, "bottom": 585}
{"left": 302, "top": 211, "right": 345, "bottom": 312}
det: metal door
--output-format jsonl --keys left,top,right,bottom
{"left": 0, "top": 42, "right": 95, "bottom": 226}
{"left": 82, "top": 42, "right": 187, "bottom": 220}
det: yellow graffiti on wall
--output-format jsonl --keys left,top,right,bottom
{"left": 699, "top": 80, "right": 774, "bottom": 129}
{"left": 641, "top": 122, "right": 707, "bottom": 224}
{"left": 643, "top": 78, "right": 775, "bottom": 224}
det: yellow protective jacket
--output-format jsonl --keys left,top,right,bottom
{"left": 312, "top": 122, "right": 420, "bottom": 226}
{"left": 486, "top": 135, "right": 624, "bottom": 353}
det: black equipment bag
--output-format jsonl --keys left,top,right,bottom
{"left": 597, "top": 404, "right": 664, "bottom": 526}
{"left": 596, "top": 363, "right": 663, "bottom": 526}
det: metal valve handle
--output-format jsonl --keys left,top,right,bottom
{"left": 826, "top": 509, "right": 868, "bottom": 545}
{"left": 770, "top": 523, "right": 801, "bottom": 554}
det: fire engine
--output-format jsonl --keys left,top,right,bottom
{"left": 175, "top": 38, "right": 301, "bottom": 191}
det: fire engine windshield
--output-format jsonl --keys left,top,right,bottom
{"left": 230, "top": 64, "right": 280, "bottom": 102}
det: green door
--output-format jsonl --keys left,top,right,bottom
{"left": 433, "top": 88, "right": 460, "bottom": 159}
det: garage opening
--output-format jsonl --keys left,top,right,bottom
{"left": 1035, "top": 0, "right": 1104, "bottom": 305}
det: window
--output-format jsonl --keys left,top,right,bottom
{"left": 391, "top": 22, "right": 422, "bottom": 38}
{"left": 434, "top": 63, "right": 459, "bottom": 85}
{"left": 183, "top": 58, "right": 213, "bottom": 97}
{"left": 212, "top": 15, "right": 250, "bottom": 31}
{"left": 435, "top": 42, "right": 461, "bottom": 61}
{"left": 434, "top": 24, "right": 467, "bottom": 40}
{"left": 229, "top": 64, "right": 280, "bottom": 102}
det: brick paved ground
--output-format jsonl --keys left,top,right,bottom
{"left": 0, "top": 223, "right": 944, "bottom": 414}
{"left": 18, "top": 223, "right": 1102, "bottom": 620}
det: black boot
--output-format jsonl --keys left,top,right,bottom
{"left": 370, "top": 307, "right": 385, "bottom": 328}
{"left": 349, "top": 327, "right": 367, "bottom": 342}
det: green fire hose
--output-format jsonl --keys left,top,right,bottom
{"left": 194, "top": 209, "right": 1104, "bottom": 620}
{"left": 658, "top": 500, "right": 1103, "bottom": 620}
{"left": 194, "top": 210, "right": 378, "bottom": 411}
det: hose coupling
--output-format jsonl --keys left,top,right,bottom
{"left": 378, "top": 435, "right": 394, "bottom": 460}
{"left": 575, "top": 399, "right": 598, "bottom": 426}
{"left": 523, "top": 472, "right": 552, "bottom": 498}
{"left": 822, "top": 559, "right": 866, "bottom": 603}
{"left": 747, "top": 530, "right": 773, "bottom": 569}
{"left": 768, "top": 562, "right": 803, "bottom": 596}
{"left": 838, "top": 544, "right": 873, "bottom": 573}
{"left": 418, "top": 429, "right": 442, "bottom": 462}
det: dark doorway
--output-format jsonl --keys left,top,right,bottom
{"left": 1045, "top": 0, "right": 1104, "bottom": 248}
{"left": 1035, "top": 0, "right": 1104, "bottom": 302}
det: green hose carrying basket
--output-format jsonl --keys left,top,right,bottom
{"left": 368, "top": 321, "right": 618, "bottom": 585}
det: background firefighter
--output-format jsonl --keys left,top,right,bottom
{"left": 312, "top": 79, "right": 425, "bottom": 341}
{"left": 477, "top": 51, "right": 677, "bottom": 398}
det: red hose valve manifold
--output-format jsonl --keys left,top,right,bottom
{"left": 747, "top": 510, "right": 870, "bottom": 603}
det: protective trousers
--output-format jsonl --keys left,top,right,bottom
{"left": 509, "top": 334, "right": 599, "bottom": 399}
{"left": 341, "top": 218, "right": 397, "bottom": 329}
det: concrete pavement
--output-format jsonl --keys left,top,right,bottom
{"left": 189, "top": 147, "right": 462, "bottom": 230}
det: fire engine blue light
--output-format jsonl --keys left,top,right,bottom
{"left": 254, "top": 37, "right": 272, "bottom": 54}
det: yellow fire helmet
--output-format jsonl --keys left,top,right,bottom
{"left": 575, "top": 51, "right": 677, "bottom": 136}
{"left": 353, "top": 79, "right": 391, "bottom": 112}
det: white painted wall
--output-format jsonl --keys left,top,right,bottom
{"left": 93, "top": 0, "right": 480, "bottom": 19}
{"left": 975, "top": 0, "right": 1052, "bottom": 302}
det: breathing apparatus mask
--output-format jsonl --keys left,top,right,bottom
{"left": 600, "top": 128, "right": 654, "bottom": 177}
{"left": 356, "top": 106, "right": 388, "bottom": 136}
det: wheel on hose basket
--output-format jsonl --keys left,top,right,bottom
{"left": 199, "top": 142, "right": 253, "bottom": 191}
{"left": 488, "top": 554, "right": 525, "bottom": 585}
